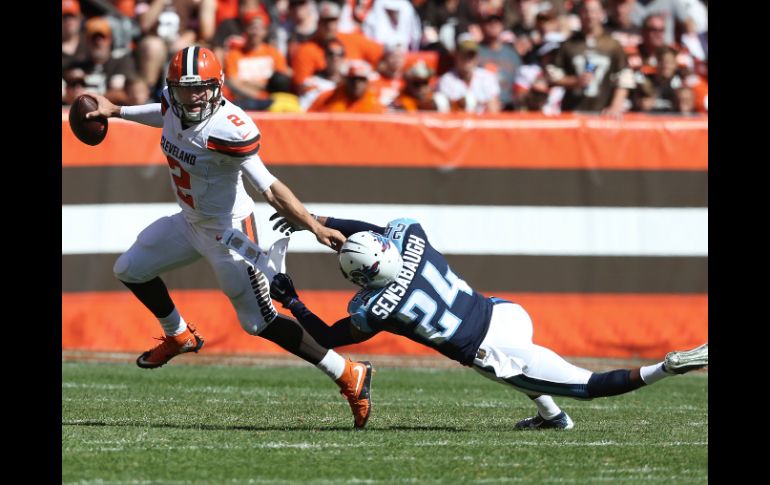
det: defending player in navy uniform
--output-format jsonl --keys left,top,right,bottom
{"left": 270, "top": 215, "right": 709, "bottom": 429}
{"left": 82, "top": 46, "right": 373, "bottom": 428}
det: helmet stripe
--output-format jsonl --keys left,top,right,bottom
{"left": 180, "top": 47, "right": 190, "bottom": 76}
{"left": 191, "top": 46, "right": 200, "bottom": 76}
{"left": 185, "top": 47, "right": 196, "bottom": 77}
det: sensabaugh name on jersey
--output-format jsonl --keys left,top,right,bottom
{"left": 371, "top": 234, "right": 426, "bottom": 318}
{"left": 161, "top": 135, "right": 197, "bottom": 165}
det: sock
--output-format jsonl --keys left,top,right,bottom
{"left": 532, "top": 395, "right": 562, "bottom": 420}
{"left": 158, "top": 308, "right": 187, "bottom": 336}
{"left": 317, "top": 350, "right": 346, "bottom": 380}
{"left": 640, "top": 362, "right": 669, "bottom": 384}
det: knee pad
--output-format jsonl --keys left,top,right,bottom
{"left": 237, "top": 313, "right": 263, "bottom": 336}
{"left": 237, "top": 308, "right": 277, "bottom": 336}
{"left": 113, "top": 253, "right": 149, "bottom": 284}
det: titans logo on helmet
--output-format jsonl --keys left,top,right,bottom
{"left": 372, "top": 233, "right": 391, "bottom": 252}
{"left": 349, "top": 261, "right": 380, "bottom": 287}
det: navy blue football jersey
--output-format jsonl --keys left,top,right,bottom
{"left": 347, "top": 218, "right": 493, "bottom": 365}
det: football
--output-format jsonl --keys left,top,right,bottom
{"left": 69, "top": 94, "right": 108, "bottom": 146}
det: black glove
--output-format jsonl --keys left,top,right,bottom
{"left": 269, "top": 212, "right": 323, "bottom": 236}
{"left": 269, "top": 212, "right": 305, "bottom": 236}
{"left": 270, "top": 273, "right": 299, "bottom": 307}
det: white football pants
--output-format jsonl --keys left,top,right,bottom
{"left": 472, "top": 302, "right": 594, "bottom": 399}
{"left": 113, "top": 210, "right": 288, "bottom": 335}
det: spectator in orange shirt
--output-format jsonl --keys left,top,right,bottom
{"left": 308, "top": 59, "right": 385, "bottom": 113}
{"left": 110, "top": 0, "right": 137, "bottom": 17}
{"left": 224, "top": 7, "right": 290, "bottom": 109}
{"left": 370, "top": 43, "right": 407, "bottom": 108}
{"left": 299, "top": 38, "right": 347, "bottom": 110}
{"left": 391, "top": 60, "right": 449, "bottom": 112}
{"left": 292, "top": 1, "right": 383, "bottom": 90}
{"left": 216, "top": 0, "right": 241, "bottom": 26}
{"left": 211, "top": 0, "right": 266, "bottom": 65}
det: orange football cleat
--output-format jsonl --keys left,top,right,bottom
{"left": 336, "top": 360, "right": 374, "bottom": 429}
{"left": 136, "top": 323, "right": 204, "bottom": 369}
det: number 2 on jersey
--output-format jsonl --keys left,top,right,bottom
{"left": 166, "top": 156, "right": 195, "bottom": 208}
{"left": 227, "top": 114, "right": 245, "bottom": 126}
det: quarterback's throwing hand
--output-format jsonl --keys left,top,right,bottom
{"left": 84, "top": 93, "right": 121, "bottom": 119}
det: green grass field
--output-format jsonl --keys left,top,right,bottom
{"left": 62, "top": 360, "right": 707, "bottom": 484}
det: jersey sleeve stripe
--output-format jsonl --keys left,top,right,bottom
{"left": 207, "top": 138, "right": 259, "bottom": 157}
{"left": 208, "top": 133, "right": 261, "bottom": 148}
{"left": 207, "top": 134, "right": 261, "bottom": 156}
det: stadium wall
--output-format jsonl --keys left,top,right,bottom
{"left": 61, "top": 112, "right": 708, "bottom": 359}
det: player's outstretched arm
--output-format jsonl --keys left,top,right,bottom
{"left": 322, "top": 217, "right": 386, "bottom": 237}
{"left": 278, "top": 213, "right": 386, "bottom": 238}
{"left": 269, "top": 212, "right": 322, "bottom": 236}
{"left": 262, "top": 180, "right": 346, "bottom": 251}
{"left": 85, "top": 93, "right": 163, "bottom": 128}
{"left": 269, "top": 211, "right": 384, "bottom": 241}
{"left": 270, "top": 273, "right": 376, "bottom": 348}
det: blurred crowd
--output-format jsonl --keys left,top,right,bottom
{"left": 62, "top": 0, "right": 707, "bottom": 115}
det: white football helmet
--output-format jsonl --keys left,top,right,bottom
{"left": 339, "top": 231, "right": 403, "bottom": 288}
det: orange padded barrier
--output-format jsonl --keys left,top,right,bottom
{"left": 62, "top": 112, "right": 707, "bottom": 170}
{"left": 62, "top": 291, "right": 707, "bottom": 359}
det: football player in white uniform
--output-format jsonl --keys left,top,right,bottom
{"left": 84, "top": 46, "right": 373, "bottom": 428}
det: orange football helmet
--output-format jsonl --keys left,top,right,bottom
{"left": 166, "top": 46, "right": 224, "bottom": 123}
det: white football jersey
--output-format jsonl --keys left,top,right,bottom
{"left": 158, "top": 87, "right": 276, "bottom": 223}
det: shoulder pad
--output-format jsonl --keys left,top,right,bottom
{"left": 348, "top": 288, "right": 381, "bottom": 333}
{"left": 385, "top": 218, "right": 422, "bottom": 252}
{"left": 206, "top": 105, "right": 261, "bottom": 158}
{"left": 388, "top": 218, "right": 419, "bottom": 229}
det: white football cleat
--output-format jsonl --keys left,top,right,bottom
{"left": 664, "top": 343, "right": 708, "bottom": 375}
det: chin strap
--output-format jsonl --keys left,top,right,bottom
{"left": 171, "top": 83, "right": 222, "bottom": 123}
